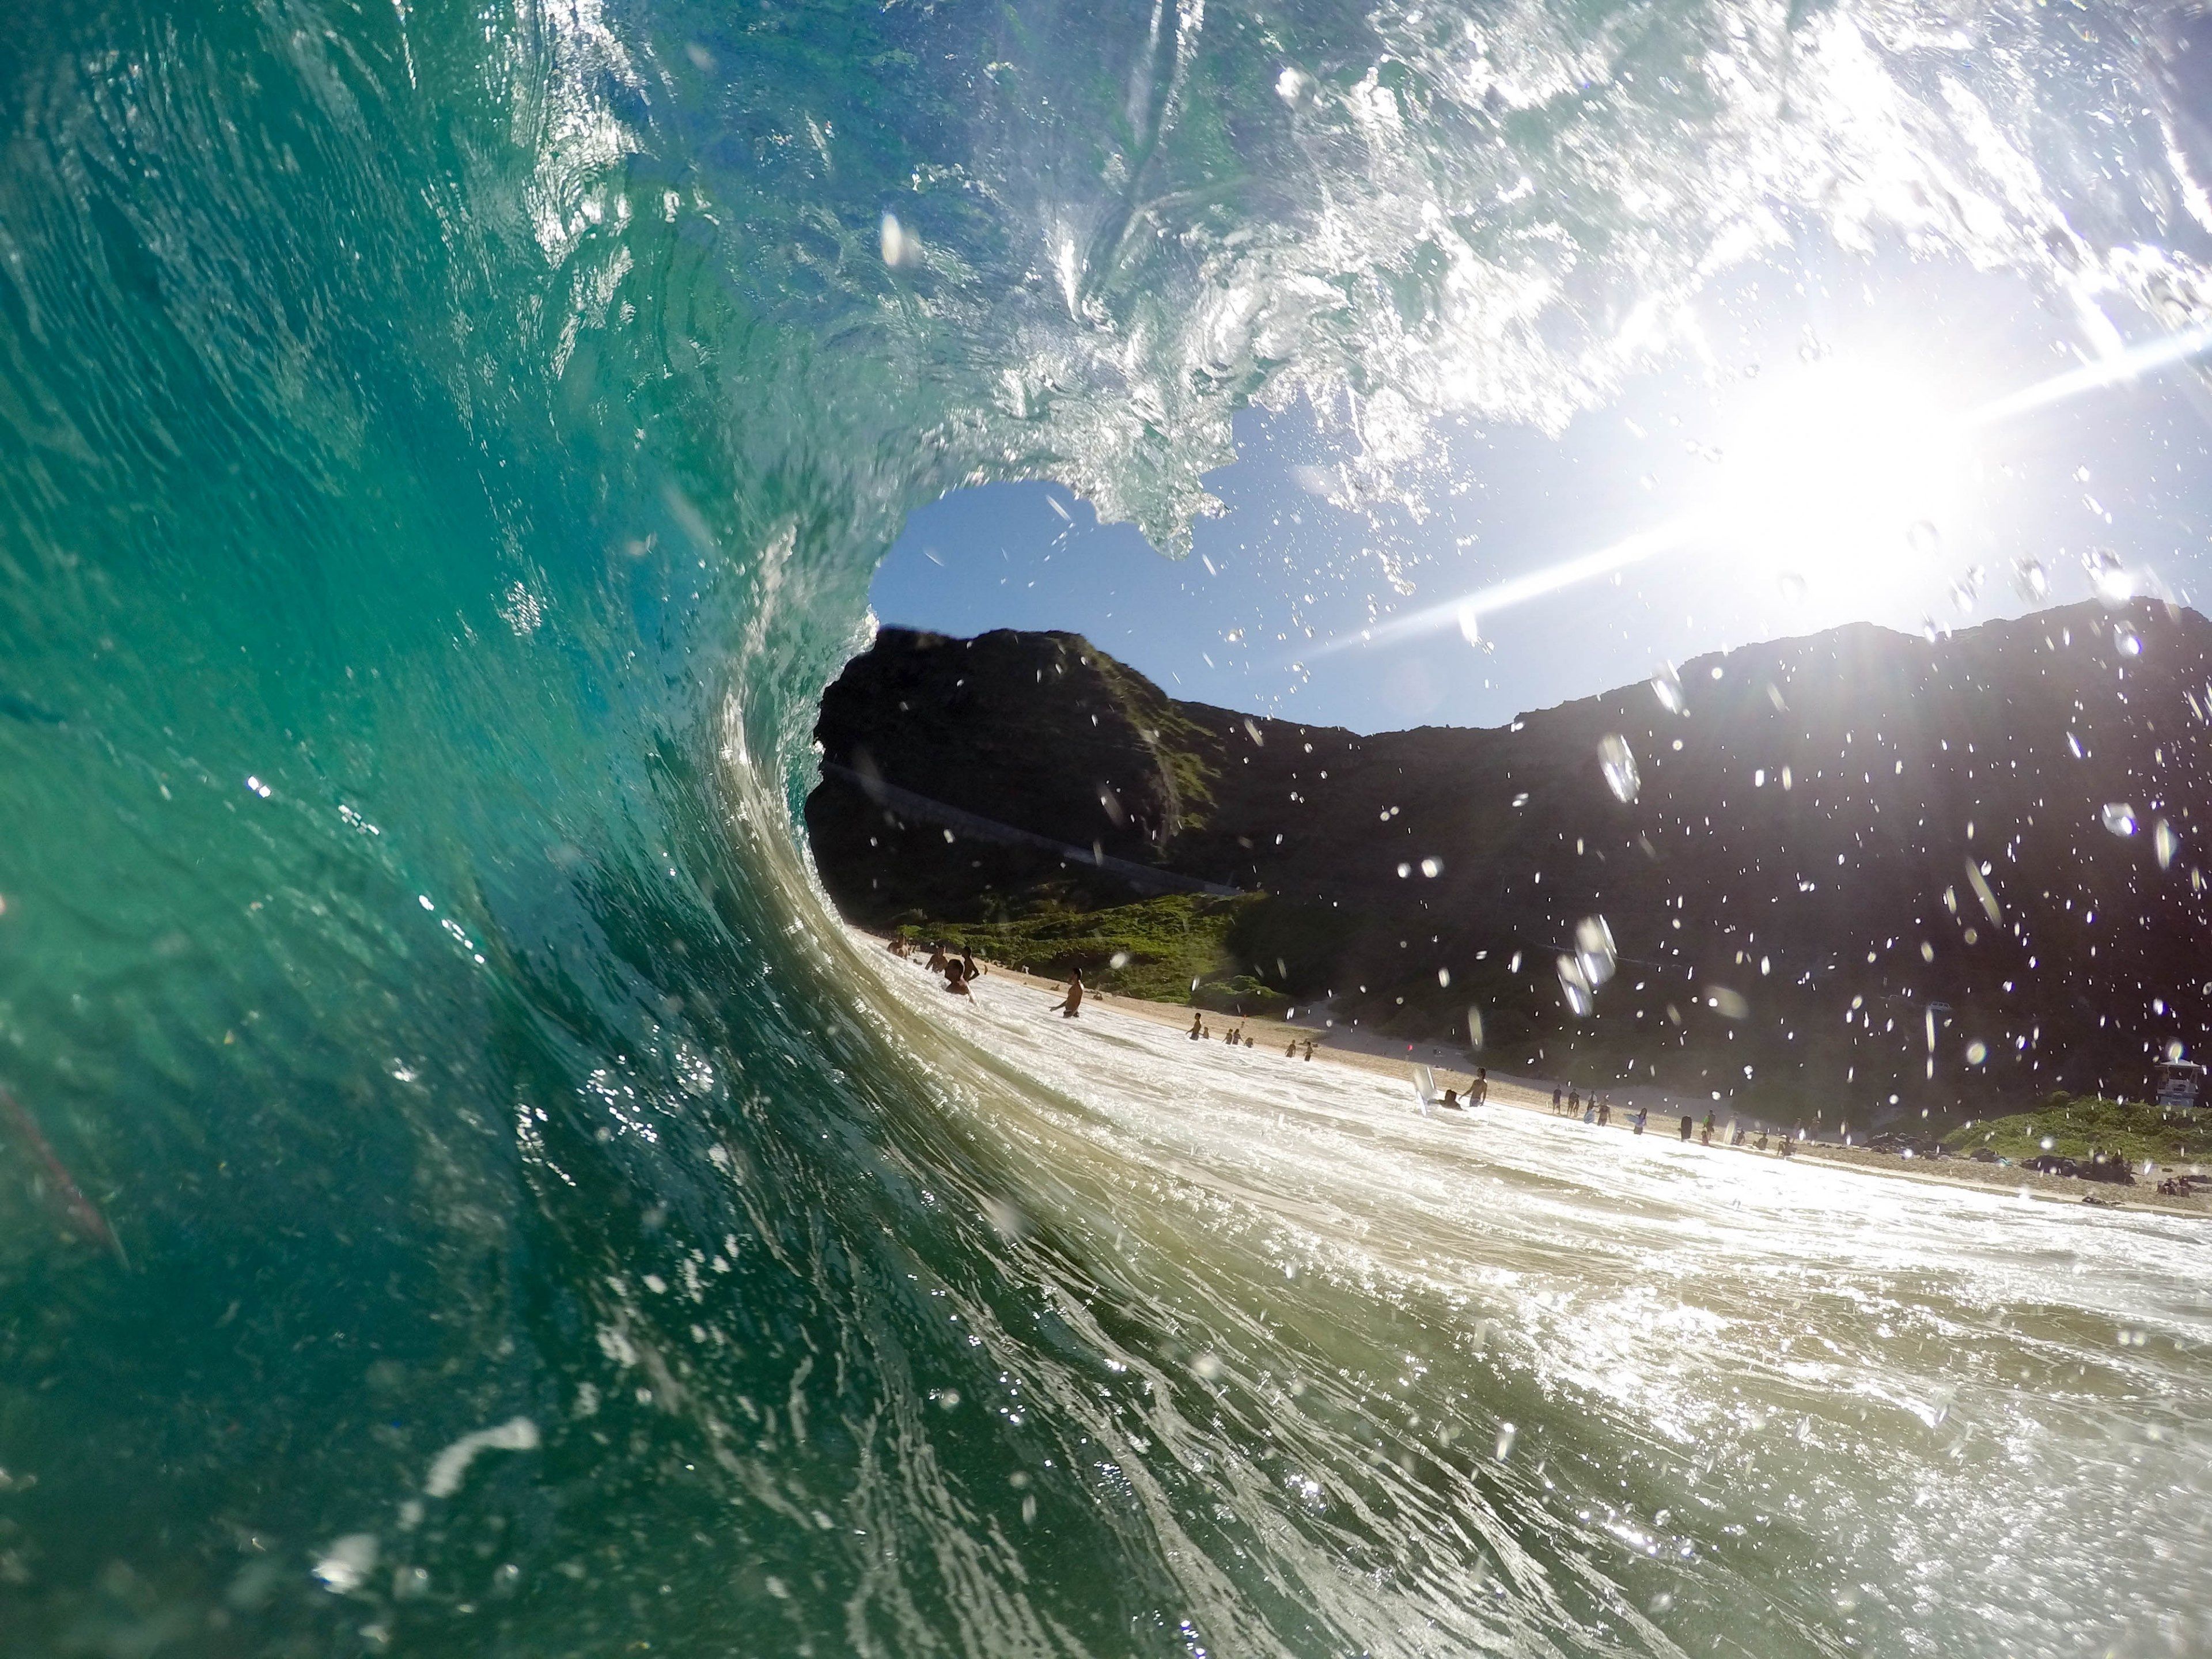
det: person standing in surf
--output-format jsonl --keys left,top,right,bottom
{"left": 1050, "top": 972, "right": 1085, "bottom": 1018}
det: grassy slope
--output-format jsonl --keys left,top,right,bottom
{"left": 1943, "top": 1094, "right": 2212, "bottom": 1168}
{"left": 893, "top": 893, "right": 1291, "bottom": 1013}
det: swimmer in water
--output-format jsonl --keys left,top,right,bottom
{"left": 1190, "top": 1012, "right": 1204, "bottom": 1040}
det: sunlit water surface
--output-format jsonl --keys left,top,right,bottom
{"left": 858, "top": 948, "right": 2212, "bottom": 1659}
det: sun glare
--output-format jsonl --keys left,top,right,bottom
{"left": 1698, "top": 361, "right": 1968, "bottom": 594}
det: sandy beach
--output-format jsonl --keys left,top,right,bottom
{"left": 878, "top": 935, "right": 2212, "bottom": 1219}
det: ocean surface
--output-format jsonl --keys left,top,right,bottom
{"left": 1, "top": 0, "right": 2209, "bottom": 1654}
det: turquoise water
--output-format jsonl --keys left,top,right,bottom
{"left": 1, "top": 1, "right": 2208, "bottom": 1654}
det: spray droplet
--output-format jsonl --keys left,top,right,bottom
{"left": 1776, "top": 571, "right": 1806, "bottom": 602}
{"left": 2085, "top": 548, "right": 2133, "bottom": 604}
{"left": 1467, "top": 1006, "right": 1484, "bottom": 1048}
{"left": 2013, "top": 557, "right": 2048, "bottom": 601}
{"left": 2156, "top": 819, "right": 2179, "bottom": 870}
{"left": 1597, "top": 734, "right": 1640, "bottom": 803}
{"left": 2115, "top": 625, "right": 2141, "bottom": 657}
{"left": 1649, "top": 665, "right": 1685, "bottom": 715}
{"left": 1556, "top": 957, "right": 1594, "bottom": 1017}
{"left": 1420, "top": 856, "right": 1442, "bottom": 878}
{"left": 2101, "top": 802, "right": 2138, "bottom": 837}
{"left": 1109, "top": 950, "right": 1130, "bottom": 969}
{"left": 1574, "top": 915, "right": 1618, "bottom": 987}
{"left": 1965, "top": 1040, "right": 1988, "bottom": 1065}
{"left": 1494, "top": 1422, "right": 1518, "bottom": 1461}
{"left": 1908, "top": 520, "right": 1942, "bottom": 555}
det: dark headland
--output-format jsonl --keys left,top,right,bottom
{"left": 807, "top": 599, "right": 2212, "bottom": 1133}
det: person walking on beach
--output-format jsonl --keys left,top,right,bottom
{"left": 1051, "top": 972, "right": 1085, "bottom": 1018}
{"left": 1633, "top": 1107, "right": 1647, "bottom": 1135}
{"left": 1597, "top": 1096, "right": 1611, "bottom": 1128}
{"left": 1700, "top": 1109, "right": 1715, "bottom": 1146}
{"left": 1551, "top": 1085, "right": 1563, "bottom": 1115}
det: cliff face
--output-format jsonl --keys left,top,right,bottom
{"left": 807, "top": 603, "right": 2212, "bottom": 1124}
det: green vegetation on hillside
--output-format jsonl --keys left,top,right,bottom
{"left": 1942, "top": 1094, "right": 2212, "bottom": 1168}
{"left": 895, "top": 893, "right": 1291, "bottom": 1013}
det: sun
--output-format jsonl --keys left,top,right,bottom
{"left": 1696, "top": 360, "right": 1970, "bottom": 594}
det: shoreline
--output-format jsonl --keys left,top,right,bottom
{"left": 869, "top": 934, "right": 2212, "bottom": 1221}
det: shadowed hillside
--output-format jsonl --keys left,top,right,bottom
{"left": 807, "top": 602, "right": 2212, "bottom": 1130}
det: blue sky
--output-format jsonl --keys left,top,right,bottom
{"left": 869, "top": 245, "right": 2212, "bottom": 734}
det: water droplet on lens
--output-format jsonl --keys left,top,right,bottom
{"left": 1777, "top": 571, "right": 1806, "bottom": 601}
{"left": 2156, "top": 819, "right": 2179, "bottom": 869}
{"left": 2013, "top": 556, "right": 2048, "bottom": 601}
{"left": 1597, "top": 734, "right": 1639, "bottom": 802}
{"left": 1649, "top": 665, "right": 1685, "bottom": 715}
{"left": 1908, "top": 520, "right": 1941, "bottom": 555}
{"left": 2085, "top": 548, "right": 2133, "bottom": 604}
{"left": 1965, "top": 1040, "right": 1988, "bottom": 1065}
{"left": 2115, "top": 625, "right": 2141, "bottom": 657}
{"left": 1494, "top": 1421, "right": 1518, "bottom": 1460}
{"left": 2101, "top": 802, "right": 2138, "bottom": 837}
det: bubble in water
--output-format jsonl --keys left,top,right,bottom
{"left": 2156, "top": 819, "right": 2179, "bottom": 870}
{"left": 1556, "top": 956, "right": 1594, "bottom": 1016}
{"left": 2013, "top": 556, "right": 2048, "bottom": 601}
{"left": 2085, "top": 548, "right": 2133, "bottom": 604}
{"left": 879, "top": 211, "right": 919, "bottom": 268}
{"left": 1649, "top": 664, "right": 1685, "bottom": 715}
{"left": 1574, "top": 915, "right": 1618, "bottom": 987}
{"left": 2115, "top": 625, "right": 2141, "bottom": 657}
{"left": 313, "top": 1534, "right": 380, "bottom": 1594}
{"left": 1908, "top": 520, "right": 1942, "bottom": 555}
{"left": 1965, "top": 1040, "right": 1988, "bottom": 1065}
{"left": 2101, "top": 802, "right": 2138, "bottom": 837}
{"left": 1597, "top": 734, "right": 1639, "bottom": 802}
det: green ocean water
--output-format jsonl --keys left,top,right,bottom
{"left": 2, "top": 1, "right": 2210, "bottom": 1654}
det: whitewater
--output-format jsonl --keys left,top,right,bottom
{"left": 2, "top": 0, "right": 2211, "bottom": 1653}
